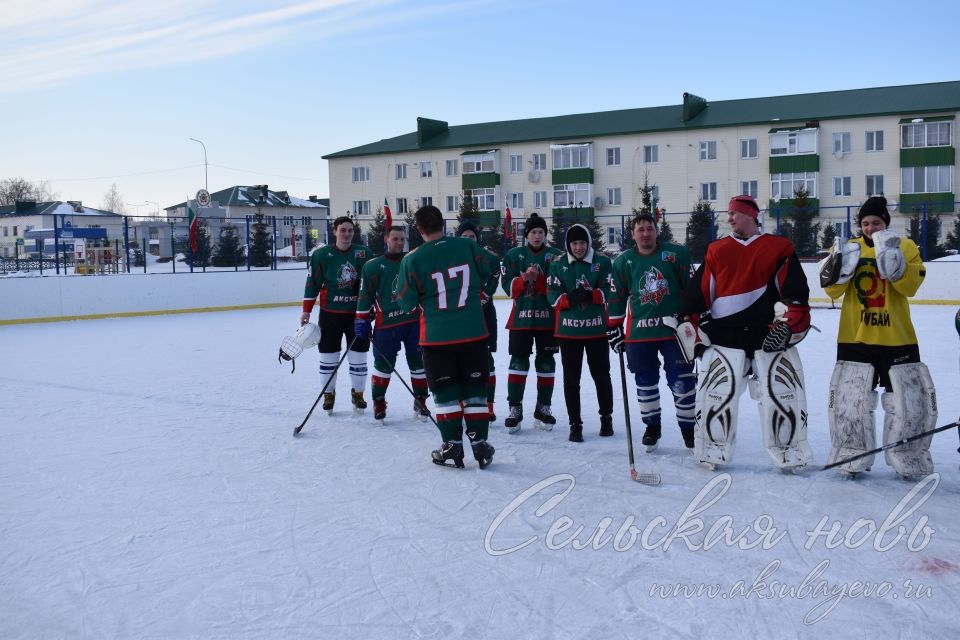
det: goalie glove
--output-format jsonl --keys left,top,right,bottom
{"left": 819, "top": 238, "right": 861, "bottom": 287}
{"left": 663, "top": 313, "right": 712, "bottom": 364}
{"left": 871, "top": 229, "right": 906, "bottom": 282}
{"left": 762, "top": 302, "right": 810, "bottom": 353}
{"left": 606, "top": 324, "right": 625, "bottom": 354}
{"left": 279, "top": 322, "right": 320, "bottom": 373}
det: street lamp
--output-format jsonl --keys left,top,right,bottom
{"left": 144, "top": 200, "right": 159, "bottom": 218}
{"left": 188, "top": 137, "right": 208, "bottom": 192}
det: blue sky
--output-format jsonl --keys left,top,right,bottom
{"left": 2, "top": 0, "right": 957, "bottom": 213}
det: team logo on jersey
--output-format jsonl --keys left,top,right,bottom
{"left": 638, "top": 266, "right": 669, "bottom": 306}
{"left": 661, "top": 251, "right": 676, "bottom": 263}
{"left": 853, "top": 259, "right": 889, "bottom": 329}
{"left": 544, "top": 254, "right": 556, "bottom": 263}
{"left": 337, "top": 262, "right": 359, "bottom": 288}
{"left": 390, "top": 274, "right": 401, "bottom": 302}
{"left": 354, "top": 249, "right": 366, "bottom": 259}
{"left": 575, "top": 275, "right": 591, "bottom": 290}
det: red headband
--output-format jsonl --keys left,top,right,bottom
{"left": 728, "top": 196, "right": 759, "bottom": 218}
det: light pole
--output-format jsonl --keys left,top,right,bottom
{"left": 188, "top": 137, "right": 208, "bottom": 192}
{"left": 144, "top": 200, "right": 160, "bottom": 218}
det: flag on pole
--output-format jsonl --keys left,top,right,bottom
{"left": 383, "top": 198, "right": 392, "bottom": 229}
{"left": 504, "top": 205, "right": 512, "bottom": 241}
{"left": 188, "top": 200, "right": 199, "bottom": 253}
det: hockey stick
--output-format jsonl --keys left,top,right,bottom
{"left": 820, "top": 420, "right": 960, "bottom": 471}
{"left": 293, "top": 336, "right": 359, "bottom": 437}
{"left": 618, "top": 350, "right": 661, "bottom": 486}
{"left": 369, "top": 339, "right": 439, "bottom": 429}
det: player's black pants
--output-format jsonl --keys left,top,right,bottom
{"left": 558, "top": 337, "right": 613, "bottom": 423}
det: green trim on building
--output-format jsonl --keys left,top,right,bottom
{"left": 551, "top": 207, "right": 595, "bottom": 223}
{"left": 899, "top": 147, "right": 955, "bottom": 167}
{"left": 769, "top": 155, "right": 820, "bottom": 174}
{"left": 476, "top": 210, "right": 501, "bottom": 227}
{"left": 898, "top": 115, "right": 955, "bottom": 124}
{"left": 462, "top": 173, "right": 500, "bottom": 190}
{"left": 767, "top": 198, "right": 820, "bottom": 215}
{"left": 552, "top": 168, "right": 594, "bottom": 184}
{"left": 417, "top": 117, "right": 448, "bottom": 145}
{"left": 897, "top": 192, "right": 956, "bottom": 214}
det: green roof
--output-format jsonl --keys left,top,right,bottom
{"left": 323, "top": 81, "right": 960, "bottom": 159}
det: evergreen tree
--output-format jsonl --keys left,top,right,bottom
{"left": 189, "top": 217, "right": 213, "bottom": 267}
{"left": 132, "top": 243, "right": 145, "bottom": 267}
{"left": 404, "top": 213, "right": 424, "bottom": 249}
{"left": 249, "top": 212, "right": 272, "bottom": 267}
{"left": 549, "top": 211, "right": 567, "bottom": 249}
{"left": 944, "top": 212, "right": 960, "bottom": 252}
{"left": 686, "top": 199, "right": 716, "bottom": 263}
{"left": 457, "top": 192, "right": 480, "bottom": 228}
{"left": 367, "top": 207, "right": 387, "bottom": 256}
{"left": 626, "top": 173, "right": 659, "bottom": 252}
{"left": 585, "top": 213, "right": 607, "bottom": 255}
{"left": 907, "top": 210, "right": 947, "bottom": 260}
{"left": 787, "top": 185, "right": 820, "bottom": 258}
{"left": 821, "top": 222, "right": 837, "bottom": 250}
{"left": 659, "top": 216, "right": 675, "bottom": 244}
{"left": 212, "top": 225, "right": 245, "bottom": 267}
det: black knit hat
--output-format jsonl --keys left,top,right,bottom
{"left": 857, "top": 196, "right": 890, "bottom": 226}
{"left": 455, "top": 221, "right": 478, "bottom": 237}
{"left": 524, "top": 212, "right": 548, "bottom": 237}
{"left": 565, "top": 223, "right": 589, "bottom": 250}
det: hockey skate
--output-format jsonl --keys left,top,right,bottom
{"left": 471, "top": 440, "right": 495, "bottom": 469}
{"left": 322, "top": 392, "right": 336, "bottom": 415}
{"left": 533, "top": 403, "right": 556, "bottom": 431}
{"left": 569, "top": 422, "right": 584, "bottom": 443}
{"left": 641, "top": 424, "right": 661, "bottom": 452}
{"left": 413, "top": 396, "right": 430, "bottom": 422}
{"left": 599, "top": 415, "right": 614, "bottom": 437}
{"left": 504, "top": 405, "right": 523, "bottom": 434}
{"left": 681, "top": 428, "right": 695, "bottom": 450}
{"left": 351, "top": 389, "right": 367, "bottom": 414}
{"left": 431, "top": 441, "right": 465, "bottom": 468}
{"left": 373, "top": 398, "right": 387, "bottom": 422}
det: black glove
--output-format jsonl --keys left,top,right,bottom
{"left": 607, "top": 324, "right": 625, "bottom": 354}
{"left": 567, "top": 287, "right": 593, "bottom": 309}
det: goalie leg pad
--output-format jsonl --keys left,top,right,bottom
{"left": 694, "top": 346, "right": 747, "bottom": 466}
{"left": 882, "top": 362, "right": 937, "bottom": 478}
{"left": 753, "top": 348, "right": 811, "bottom": 469}
{"left": 826, "top": 361, "right": 878, "bottom": 473}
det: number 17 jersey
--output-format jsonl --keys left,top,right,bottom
{"left": 395, "top": 236, "right": 495, "bottom": 346}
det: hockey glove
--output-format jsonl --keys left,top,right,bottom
{"left": 568, "top": 287, "right": 593, "bottom": 309}
{"left": 606, "top": 324, "right": 625, "bottom": 354}
{"left": 663, "top": 313, "right": 711, "bottom": 364}
{"left": 354, "top": 317, "right": 371, "bottom": 340}
{"left": 872, "top": 230, "right": 906, "bottom": 282}
{"left": 819, "top": 239, "right": 861, "bottom": 287}
{"left": 762, "top": 303, "right": 810, "bottom": 352}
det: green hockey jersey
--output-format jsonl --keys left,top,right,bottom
{"left": 546, "top": 248, "right": 613, "bottom": 339}
{"left": 304, "top": 243, "right": 369, "bottom": 314}
{"left": 395, "top": 236, "right": 494, "bottom": 346}
{"left": 500, "top": 244, "right": 563, "bottom": 330}
{"left": 609, "top": 243, "right": 692, "bottom": 341}
{"left": 356, "top": 253, "right": 418, "bottom": 329}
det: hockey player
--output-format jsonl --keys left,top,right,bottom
{"left": 820, "top": 196, "right": 936, "bottom": 479}
{"left": 354, "top": 226, "right": 429, "bottom": 422}
{"left": 500, "top": 212, "right": 563, "bottom": 432}
{"left": 455, "top": 221, "right": 501, "bottom": 424}
{"left": 301, "top": 215, "right": 370, "bottom": 413}
{"left": 670, "top": 195, "right": 812, "bottom": 471}
{"left": 608, "top": 213, "right": 696, "bottom": 451}
{"left": 395, "top": 205, "right": 496, "bottom": 469}
{"left": 546, "top": 223, "right": 614, "bottom": 442}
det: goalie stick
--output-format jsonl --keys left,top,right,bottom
{"left": 618, "top": 350, "right": 661, "bottom": 486}
{"left": 820, "top": 420, "right": 959, "bottom": 471}
{"left": 293, "top": 336, "right": 358, "bottom": 437}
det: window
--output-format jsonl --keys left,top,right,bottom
{"left": 606, "top": 147, "right": 621, "bottom": 166}
{"left": 12, "top": 226, "right": 18, "bottom": 235}
{"left": 901, "top": 121, "right": 951, "bottom": 148}
{"left": 651, "top": 185, "right": 660, "bottom": 202}
{"left": 419, "top": 162, "right": 432, "bottom": 178}
{"left": 2, "top": 227, "right": 7, "bottom": 237}
{"left": 352, "top": 200, "right": 371, "bottom": 215}
{"left": 445, "top": 159, "right": 459, "bottom": 176}
{"left": 552, "top": 144, "right": 591, "bottom": 169}
{"left": 607, "top": 187, "right": 622, "bottom": 206}
{"left": 699, "top": 182, "right": 717, "bottom": 201}
{"left": 607, "top": 227, "right": 621, "bottom": 246}
{"left": 901, "top": 166, "right": 953, "bottom": 194}
{"left": 643, "top": 145, "right": 658, "bottom": 163}
{"left": 865, "top": 130, "right": 884, "bottom": 152}
{"left": 419, "top": 196, "right": 433, "bottom": 207}
{"left": 769, "top": 129, "right": 818, "bottom": 156}
{"left": 462, "top": 153, "right": 496, "bottom": 173}
{"left": 865, "top": 175, "right": 884, "bottom": 197}
{"left": 833, "top": 176, "right": 852, "bottom": 196}
{"left": 351, "top": 166, "right": 370, "bottom": 182}
{"left": 833, "top": 132, "right": 851, "bottom": 154}
{"left": 446, "top": 195, "right": 459, "bottom": 212}
{"left": 699, "top": 141, "right": 717, "bottom": 161}
{"left": 464, "top": 188, "right": 496, "bottom": 210}
{"left": 510, "top": 154, "right": 523, "bottom": 173}
{"left": 534, "top": 191, "right": 548, "bottom": 208}
{"left": 509, "top": 192, "right": 524, "bottom": 209}
{"left": 553, "top": 183, "right": 591, "bottom": 208}
{"left": 395, "top": 164, "right": 406, "bottom": 180}
{"left": 770, "top": 172, "right": 818, "bottom": 199}
{"left": 739, "top": 138, "right": 758, "bottom": 159}
{"left": 740, "top": 180, "right": 758, "bottom": 198}
{"left": 532, "top": 153, "right": 547, "bottom": 170}
{"left": 396, "top": 197, "right": 408, "bottom": 214}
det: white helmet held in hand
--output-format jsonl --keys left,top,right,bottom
{"left": 279, "top": 322, "right": 320, "bottom": 372}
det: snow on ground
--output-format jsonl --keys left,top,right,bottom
{"left": 2, "top": 301, "right": 959, "bottom": 639}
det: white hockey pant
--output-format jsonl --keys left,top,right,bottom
{"left": 826, "top": 361, "right": 878, "bottom": 473}
{"left": 883, "top": 362, "right": 936, "bottom": 478}
{"left": 694, "top": 346, "right": 747, "bottom": 466}
{"left": 752, "top": 348, "right": 811, "bottom": 469}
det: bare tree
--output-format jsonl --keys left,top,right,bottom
{"left": 0, "top": 177, "right": 57, "bottom": 205}
{"left": 101, "top": 183, "right": 126, "bottom": 213}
